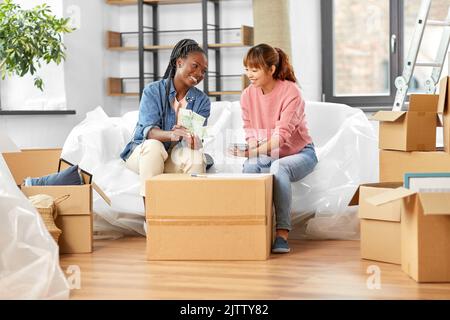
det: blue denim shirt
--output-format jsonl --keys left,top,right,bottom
{"left": 120, "top": 79, "right": 211, "bottom": 161}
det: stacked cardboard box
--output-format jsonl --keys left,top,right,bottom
{"left": 379, "top": 78, "right": 450, "bottom": 182}
{"left": 3, "top": 149, "right": 110, "bottom": 254}
{"left": 145, "top": 174, "right": 273, "bottom": 260}
{"left": 352, "top": 75, "right": 450, "bottom": 282}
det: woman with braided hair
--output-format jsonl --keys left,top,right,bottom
{"left": 120, "top": 39, "right": 210, "bottom": 198}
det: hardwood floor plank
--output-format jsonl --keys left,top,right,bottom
{"left": 59, "top": 237, "right": 450, "bottom": 300}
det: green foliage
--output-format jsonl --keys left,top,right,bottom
{"left": 0, "top": 0, "right": 74, "bottom": 91}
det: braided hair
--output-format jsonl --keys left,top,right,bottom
{"left": 163, "top": 39, "right": 205, "bottom": 100}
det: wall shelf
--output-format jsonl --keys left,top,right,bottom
{"left": 0, "top": 110, "right": 76, "bottom": 115}
{"left": 107, "top": 31, "right": 176, "bottom": 51}
{"left": 208, "top": 91, "right": 242, "bottom": 96}
{"left": 106, "top": 0, "right": 201, "bottom": 6}
{"left": 107, "top": 77, "right": 143, "bottom": 96}
{"left": 106, "top": 0, "right": 253, "bottom": 99}
{"left": 208, "top": 26, "right": 253, "bottom": 48}
{"left": 107, "top": 26, "right": 253, "bottom": 51}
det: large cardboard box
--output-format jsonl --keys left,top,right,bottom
{"left": 368, "top": 188, "right": 450, "bottom": 282}
{"left": 3, "top": 149, "right": 109, "bottom": 254}
{"left": 379, "top": 150, "right": 450, "bottom": 182}
{"left": 372, "top": 94, "right": 439, "bottom": 151}
{"left": 349, "top": 182, "right": 403, "bottom": 264}
{"left": 146, "top": 174, "right": 273, "bottom": 261}
{"left": 438, "top": 76, "right": 450, "bottom": 153}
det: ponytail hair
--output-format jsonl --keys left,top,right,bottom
{"left": 273, "top": 47, "right": 296, "bottom": 83}
{"left": 243, "top": 44, "right": 297, "bottom": 83}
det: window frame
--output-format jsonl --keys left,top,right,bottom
{"left": 321, "top": 0, "right": 404, "bottom": 108}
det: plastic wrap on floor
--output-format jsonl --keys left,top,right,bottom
{"left": 0, "top": 155, "right": 69, "bottom": 299}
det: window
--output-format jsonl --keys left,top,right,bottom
{"left": 0, "top": 0, "right": 67, "bottom": 112}
{"left": 322, "top": 0, "right": 448, "bottom": 108}
{"left": 322, "top": 0, "right": 401, "bottom": 107}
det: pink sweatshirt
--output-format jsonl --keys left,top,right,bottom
{"left": 240, "top": 80, "right": 313, "bottom": 158}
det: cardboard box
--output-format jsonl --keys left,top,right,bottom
{"left": 379, "top": 150, "right": 450, "bottom": 182}
{"left": 3, "top": 149, "right": 109, "bottom": 254}
{"left": 367, "top": 188, "right": 450, "bottom": 282}
{"left": 146, "top": 174, "right": 273, "bottom": 260}
{"left": 349, "top": 182, "right": 403, "bottom": 264}
{"left": 438, "top": 76, "right": 450, "bottom": 153}
{"left": 372, "top": 94, "right": 439, "bottom": 151}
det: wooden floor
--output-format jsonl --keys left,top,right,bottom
{"left": 60, "top": 237, "right": 450, "bottom": 300}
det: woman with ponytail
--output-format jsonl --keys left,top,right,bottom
{"left": 120, "top": 39, "right": 210, "bottom": 199}
{"left": 230, "top": 43, "right": 318, "bottom": 253}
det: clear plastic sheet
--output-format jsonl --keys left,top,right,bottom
{"left": 207, "top": 101, "right": 378, "bottom": 240}
{"left": 0, "top": 155, "right": 69, "bottom": 299}
{"left": 290, "top": 102, "right": 378, "bottom": 240}
{"left": 61, "top": 104, "right": 237, "bottom": 237}
{"left": 62, "top": 101, "right": 378, "bottom": 240}
{"left": 61, "top": 107, "right": 145, "bottom": 237}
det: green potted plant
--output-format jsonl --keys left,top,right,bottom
{"left": 0, "top": 0, "right": 74, "bottom": 91}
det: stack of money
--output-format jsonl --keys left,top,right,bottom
{"left": 179, "top": 109, "right": 208, "bottom": 139}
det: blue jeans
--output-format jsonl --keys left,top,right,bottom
{"left": 242, "top": 143, "right": 318, "bottom": 231}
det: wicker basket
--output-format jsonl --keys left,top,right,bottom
{"left": 28, "top": 194, "right": 69, "bottom": 243}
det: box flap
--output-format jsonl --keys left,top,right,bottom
{"left": 437, "top": 114, "right": 443, "bottom": 127}
{"left": 418, "top": 193, "right": 450, "bottom": 215}
{"left": 59, "top": 158, "right": 110, "bottom": 206}
{"left": 92, "top": 182, "right": 111, "bottom": 206}
{"left": 371, "top": 111, "right": 406, "bottom": 122}
{"left": 409, "top": 94, "right": 439, "bottom": 112}
{"left": 2, "top": 149, "right": 62, "bottom": 185}
{"left": 348, "top": 182, "right": 404, "bottom": 206}
{"left": 366, "top": 187, "right": 417, "bottom": 206}
{"left": 437, "top": 77, "right": 448, "bottom": 114}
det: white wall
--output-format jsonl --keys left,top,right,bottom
{"left": 1, "top": 0, "right": 322, "bottom": 149}
{"left": 1, "top": 0, "right": 108, "bottom": 149}
{"left": 290, "top": 0, "right": 323, "bottom": 101}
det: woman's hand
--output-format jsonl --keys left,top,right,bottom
{"left": 170, "top": 125, "right": 191, "bottom": 142}
{"left": 185, "top": 134, "right": 203, "bottom": 150}
{"left": 228, "top": 146, "right": 249, "bottom": 158}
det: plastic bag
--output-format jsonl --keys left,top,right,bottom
{"left": 0, "top": 155, "right": 70, "bottom": 299}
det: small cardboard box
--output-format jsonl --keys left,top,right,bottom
{"left": 3, "top": 149, "right": 110, "bottom": 254}
{"left": 438, "top": 76, "right": 450, "bottom": 153}
{"left": 372, "top": 94, "right": 439, "bottom": 151}
{"left": 379, "top": 150, "right": 450, "bottom": 182}
{"left": 145, "top": 173, "right": 273, "bottom": 261}
{"left": 367, "top": 188, "right": 450, "bottom": 283}
{"left": 349, "top": 182, "right": 403, "bottom": 264}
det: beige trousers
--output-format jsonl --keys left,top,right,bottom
{"left": 125, "top": 139, "right": 206, "bottom": 196}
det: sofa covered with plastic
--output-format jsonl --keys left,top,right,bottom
{"left": 61, "top": 100, "right": 378, "bottom": 240}
{"left": 0, "top": 154, "right": 70, "bottom": 299}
